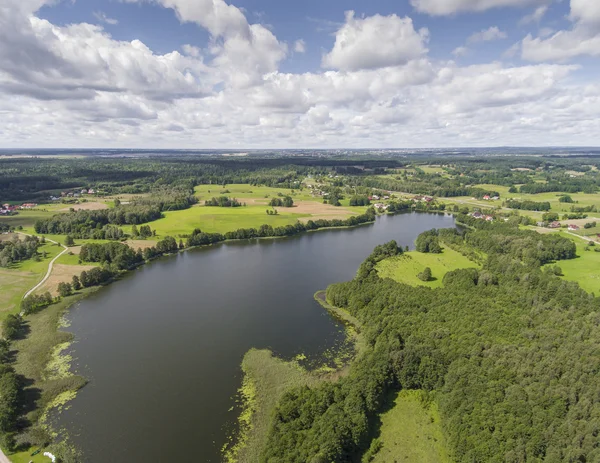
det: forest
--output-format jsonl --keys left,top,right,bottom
{"left": 259, "top": 222, "right": 594, "bottom": 463}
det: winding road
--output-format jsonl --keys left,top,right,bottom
{"left": 18, "top": 233, "right": 68, "bottom": 308}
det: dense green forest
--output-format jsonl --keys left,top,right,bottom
{"left": 1, "top": 155, "right": 598, "bottom": 203}
{"left": 259, "top": 222, "right": 595, "bottom": 463}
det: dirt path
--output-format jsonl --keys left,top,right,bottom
{"left": 18, "top": 233, "right": 69, "bottom": 304}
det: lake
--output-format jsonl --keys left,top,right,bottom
{"left": 56, "top": 212, "right": 456, "bottom": 462}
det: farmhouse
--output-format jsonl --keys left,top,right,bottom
{"left": 548, "top": 221, "right": 561, "bottom": 229}
{"left": 568, "top": 224, "right": 580, "bottom": 231}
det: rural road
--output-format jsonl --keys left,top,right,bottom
{"left": 18, "top": 233, "right": 69, "bottom": 302}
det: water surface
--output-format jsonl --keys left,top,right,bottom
{"left": 57, "top": 212, "right": 456, "bottom": 462}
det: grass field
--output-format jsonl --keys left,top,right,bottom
{"left": 369, "top": 390, "right": 451, "bottom": 463}
{"left": 194, "top": 184, "right": 316, "bottom": 202}
{"left": 549, "top": 236, "right": 600, "bottom": 294}
{"left": 122, "top": 204, "right": 311, "bottom": 238}
{"left": 224, "top": 349, "right": 318, "bottom": 463}
{"left": 376, "top": 249, "right": 479, "bottom": 288}
{"left": 0, "top": 242, "right": 64, "bottom": 322}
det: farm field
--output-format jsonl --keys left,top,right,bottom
{"left": 370, "top": 390, "right": 451, "bottom": 463}
{"left": 118, "top": 183, "right": 369, "bottom": 239}
{"left": 377, "top": 248, "right": 479, "bottom": 288}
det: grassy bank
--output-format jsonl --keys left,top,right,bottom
{"left": 376, "top": 248, "right": 480, "bottom": 288}
{"left": 223, "top": 349, "right": 319, "bottom": 463}
{"left": 6, "top": 290, "right": 96, "bottom": 461}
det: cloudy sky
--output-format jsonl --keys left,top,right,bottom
{"left": 1, "top": 0, "right": 599, "bottom": 148}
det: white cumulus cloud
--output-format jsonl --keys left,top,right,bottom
{"left": 521, "top": 0, "right": 600, "bottom": 61}
{"left": 322, "top": 11, "right": 429, "bottom": 71}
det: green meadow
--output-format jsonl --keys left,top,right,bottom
{"left": 376, "top": 248, "right": 479, "bottom": 288}
{"left": 194, "top": 183, "right": 316, "bottom": 201}
{"left": 549, "top": 235, "right": 600, "bottom": 295}
{"left": 122, "top": 204, "right": 311, "bottom": 238}
{"left": 369, "top": 390, "right": 451, "bottom": 463}
{"left": 0, "top": 242, "right": 64, "bottom": 321}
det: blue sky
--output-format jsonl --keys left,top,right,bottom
{"left": 1, "top": 0, "right": 599, "bottom": 148}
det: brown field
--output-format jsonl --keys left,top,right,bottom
{"left": 0, "top": 233, "right": 18, "bottom": 241}
{"left": 125, "top": 240, "right": 157, "bottom": 250}
{"left": 68, "top": 246, "right": 82, "bottom": 255}
{"left": 59, "top": 202, "right": 108, "bottom": 211}
{"left": 35, "top": 263, "right": 96, "bottom": 296}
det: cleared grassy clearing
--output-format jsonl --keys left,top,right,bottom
{"left": 0, "top": 243, "right": 64, "bottom": 321}
{"left": 370, "top": 390, "right": 451, "bottom": 463}
{"left": 376, "top": 249, "right": 479, "bottom": 288}
{"left": 0, "top": 269, "right": 37, "bottom": 321}
{"left": 0, "top": 210, "right": 55, "bottom": 229}
{"left": 550, "top": 237, "right": 600, "bottom": 295}
{"left": 122, "top": 204, "right": 310, "bottom": 238}
{"left": 224, "top": 349, "right": 319, "bottom": 463}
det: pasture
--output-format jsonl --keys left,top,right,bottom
{"left": 377, "top": 248, "right": 479, "bottom": 288}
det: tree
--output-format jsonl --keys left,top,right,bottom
{"left": 1, "top": 314, "right": 22, "bottom": 340}
{"left": 139, "top": 225, "right": 152, "bottom": 239}
{"left": 72, "top": 275, "right": 81, "bottom": 291}
{"left": 58, "top": 282, "right": 73, "bottom": 297}
{"left": 558, "top": 195, "right": 574, "bottom": 203}
{"left": 418, "top": 267, "right": 432, "bottom": 281}
{"left": 131, "top": 224, "right": 139, "bottom": 237}
{"left": 64, "top": 235, "right": 75, "bottom": 247}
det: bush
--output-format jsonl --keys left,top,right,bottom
{"left": 418, "top": 267, "right": 432, "bottom": 281}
